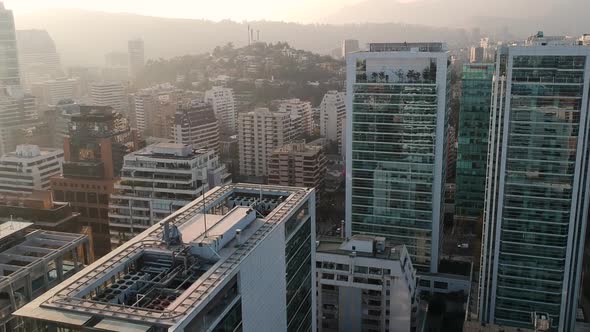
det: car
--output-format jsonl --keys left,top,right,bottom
{"left": 457, "top": 243, "right": 469, "bottom": 249}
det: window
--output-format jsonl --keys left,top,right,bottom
{"left": 337, "top": 275, "right": 348, "bottom": 282}
{"left": 354, "top": 265, "right": 368, "bottom": 274}
{"left": 434, "top": 281, "right": 448, "bottom": 290}
{"left": 419, "top": 279, "right": 431, "bottom": 287}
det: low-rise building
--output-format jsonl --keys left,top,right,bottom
{"left": 0, "top": 145, "right": 63, "bottom": 194}
{"left": 316, "top": 235, "right": 417, "bottom": 332}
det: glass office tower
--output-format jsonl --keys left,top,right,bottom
{"left": 0, "top": 3, "right": 20, "bottom": 87}
{"left": 345, "top": 43, "right": 450, "bottom": 273}
{"left": 455, "top": 63, "right": 494, "bottom": 222}
{"left": 479, "top": 43, "right": 590, "bottom": 331}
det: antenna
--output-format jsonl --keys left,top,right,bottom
{"left": 202, "top": 189, "right": 208, "bottom": 238}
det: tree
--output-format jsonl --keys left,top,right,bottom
{"left": 378, "top": 72, "right": 385, "bottom": 82}
{"left": 371, "top": 72, "right": 378, "bottom": 82}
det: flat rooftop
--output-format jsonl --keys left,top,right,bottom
{"left": 316, "top": 235, "right": 405, "bottom": 261}
{"left": 15, "top": 184, "right": 313, "bottom": 330}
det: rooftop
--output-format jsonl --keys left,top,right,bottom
{"left": 368, "top": 42, "right": 447, "bottom": 52}
{"left": 1, "top": 145, "right": 62, "bottom": 160}
{"left": 129, "top": 143, "right": 211, "bottom": 159}
{"left": 15, "top": 184, "right": 313, "bottom": 330}
{"left": 316, "top": 235, "right": 405, "bottom": 261}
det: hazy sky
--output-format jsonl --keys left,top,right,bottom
{"left": 4, "top": 0, "right": 372, "bottom": 22}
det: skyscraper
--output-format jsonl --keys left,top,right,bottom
{"left": 345, "top": 42, "right": 450, "bottom": 273}
{"left": 128, "top": 38, "right": 145, "bottom": 78}
{"left": 0, "top": 88, "right": 39, "bottom": 156}
{"left": 455, "top": 63, "right": 494, "bottom": 222}
{"left": 16, "top": 29, "right": 63, "bottom": 87}
{"left": 320, "top": 90, "right": 346, "bottom": 153}
{"left": 478, "top": 38, "right": 590, "bottom": 331}
{"left": 0, "top": 2, "right": 20, "bottom": 87}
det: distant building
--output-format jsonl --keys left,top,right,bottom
{"left": 31, "top": 77, "right": 81, "bottom": 106}
{"left": 342, "top": 39, "right": 360, "bottom": 58}
{"left": 0, "top": 88, "right": 39, "bottom": 156}
{"left": 49, "top": 100, "right": 80, "bottom": 148}
{"left": 204, "top": 86, "right": 237, "bottom": 133}
{"left": 316, "top": 235, "right": 417, "bottom": 332}
{"left": 105, "top": 51, "right": 129, "bottom": 67}
{"left": 90, "top": 81, "right": 125, "bottom": 113}
{"left": 455, "top": 63, "right": 494, "bottom": 222}
{"left": 320, "top": 90, "right": 346, "bottom": 153}
{"left": 16, "top": 184, "right": 317, "bottom": 332}
{"left": 268, "top": 142, "right": 327, "bottom": 203}
{"left": 50, "top": 106, "right": 140, "bottom": 257}
{"left": 0, "top": 3, "right": 20, "bottom": 87}
{"left": 238, "top": 108, "right": 296, "bottom": 177}
{"left": 346, "top": 42, "right": 450, "bottom": 273}
{"left": 0, "top": 219, "right": 91, "bottom": 331}
{"left": 16, "top": 29, "right": 63, "bottom": 87}
{"left": 128, "top": 38, "right": 144, "bottom": 78}
{"left": 0, "top": 145, "right": 63, "bottom": 194}
{"left": 109, "top": 143, "right": 230, "bottom": 246}
{"left": 278, "top": 98, "right": 314, "bottom": 136}
{"left": 469, "top": 46, "right": 484, "bottom": 63}
{"left": 173, "top": 102, "right": 220, "bottom": 152}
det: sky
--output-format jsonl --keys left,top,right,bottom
{"left": 3, "top": 0, "right": 370, "bottom": 22}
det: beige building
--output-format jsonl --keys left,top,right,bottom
{"left": 268, "top": 142, "right": 327, "bottom": 202}
{"left": 173, "top": 102, "right": 220, "bottom": 152}
{"left": 278, "top": 98, "right": 314, "bottom": 136}
{"left": 238, "top": 108, "right": 296, "bottom": 178}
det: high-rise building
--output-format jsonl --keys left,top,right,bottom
{"left": 90, "top": 81, "right": 125, "bottom": 113}
{"left": 345, "top": 42, "right": 450, "bottom": 273}
{"left": 320, "top": 90, "right": 346, "bottom": 151}
{"left": 16, "top": 183, "right": 317, "bottom": 332}
{"left": 132, "top": 83, "right": 179, "bottom": 137}
{"left": 454, "top": 63, "right": 494, "bottom": 222}
{"left": 173, "top": 102, "right": 220, "bottom": 152}
{"left": 16, "top": 29, "right": 63, "bottom": 87}
{"left": 342, "top": 39, "right": 360, "bottom": 58}
{"left": 470, "top": 46, "right": 485, "bottom": 63}
{"left": 109, "top": 143, "right": 230, "bottom": 246}
{"left": 205, "top": 86, "right": 237, "bottom": 133}
{"left": 0, "top": 3, "right": 20, "bottom": 87}
{"left": 316, "top": 235, "right": 417, "bottom": 332}
{"left": 0, "top": 220, "right": 91, "bottom": 331}
{"left": 0, "top": 88, "right": 39, "bottom": 156}
{"left": 268, "top": 142, "right": 326, "bottom": 203}
{"left": 49, "top": 99, "right": 80, "bottom": 148}
{"left": 278, "top": 98, "right": 314, "bottom": 136}
{"left": 128, "top": 38, "right": 144, "bottom": 78}
{"left": 50, "top": 105, "right": 140, "bottom": 257}
{"left": 0, "top": 145, "right": 63, "bottom": 194}
{"left": 31, "top": 77, "right": 81, "bottom": 106}
{"left": 478, "top": 39, "right": 590, "bottom": 331}
{"left": 238, "top": 108, "right": 295, "bottom": 178}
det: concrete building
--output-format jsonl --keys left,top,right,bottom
{"left": 278, "top": 98, "right": 314, "bottom": 136}
{"left": 90, "top": 81, "right": 125, "bottom": 113}
{"left": 0, "top": 145, "right": 63, "bottom": 194}
{"left": 238, "top": 108, "right": 295, "bottom": 178}
{"left": 205, "top": 86, "right": 238, "bottom": 133}
{"left": 478, "top": 37, "right": 590, "bottom": 331}
{"left": 109, "top": 143, "right": 230, "bottom": 246}
{"left": 132, "top": 84, "right": 178, "bottom": 138}
{"left": 50, "top": 106, "right": 140, "bottom": 257}
{"left": 0, "top": 3, "right": 20, "bottom": 87}
{"left": 346, "top": 42, "right": 450, "bottom": 273}
{"left": 16, "top": 29, "right": 63, "bottom": 87}
{"left": 0, "top": 88, "right": 39, "bottom": 156}
{"left": 342, "top": 39, "right": 360, "bottom": 58}
{"left": 128, "top": 38, "right": 144, "bottom": 78}
{"left": 15, "top": 184, "right": 317, "bottom": 332}
{"left": 173, "top": 102, "right": 220, "bottom": 152}
{"left": 320, "top": 90, "right": 346, "bottom": 152}
{"left": 268, "top": 142, "right": 326, "bottom": 203}
{"left": 316, "top": 235, "right": 417, "bottom": 332}
{"left": 0, "top": 220, "right": 91, "bottom": 331}
{"left": 31, "top": 77, "right": 80, "bottom": 106}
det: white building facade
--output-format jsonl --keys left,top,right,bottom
{"left": 205, "top": 86, "right": 238, "bottom": 133}
{"left": 109, "top": 143, "right": 230, "bottom": 246}
{"left": 0, "top": 145, "right": 63, "bottom": 194}
{"left": 90, "top": 81, "right": 125, "bottom": 113}
{"left": 316, "top": 235, "right": 417, "bottom": 332}
{"left": 279, "top": 98, "right": 314, "bottom": 136}
{"left": 320, "top": 90, "right": 346, "bottom": 152}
